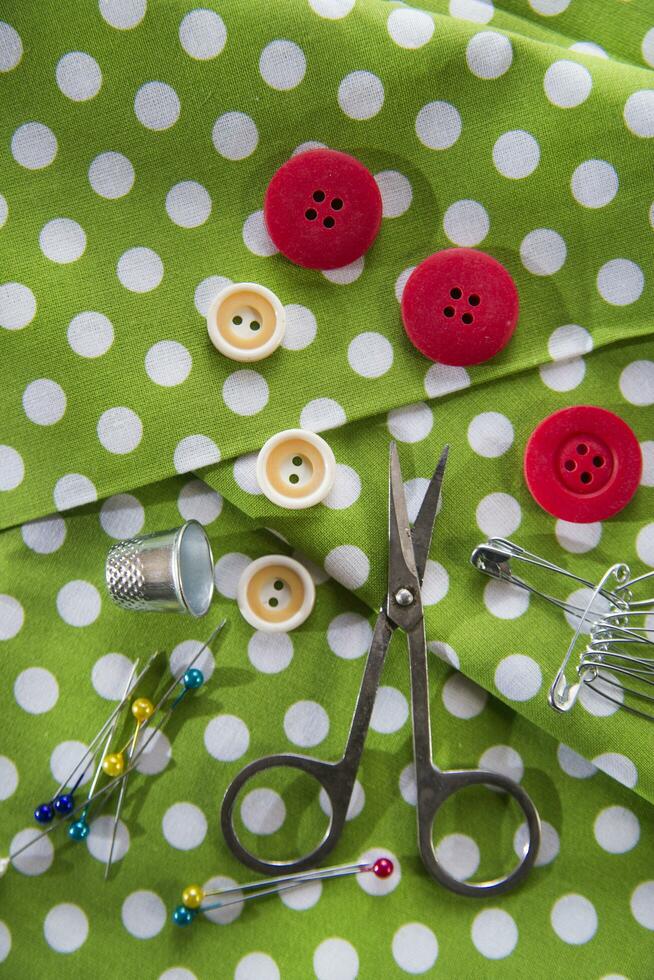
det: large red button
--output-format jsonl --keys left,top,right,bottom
{"left": 524, "top": 406, "right": 642, "bottom": 523}
{"left": 263, "top": 149, "right": 382, "bottom": 270}
{"left": 401, "top": 248, "right": 519, "bottom": 366}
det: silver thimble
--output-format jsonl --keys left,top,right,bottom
{"left": 106, "top": 520, "right": 215, "bottom": 617}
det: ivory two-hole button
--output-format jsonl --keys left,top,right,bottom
{"left": 256, "top": 428, "right": 336, "bottom": 509}
{"left": 237, "top": 555, "right": 315, "bottom": 632}
{"left": 207, "top": 282, "right": 285, "bottom": 362}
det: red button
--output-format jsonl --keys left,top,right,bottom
{"left": 401, "top": 248, "right": 519, "bottom": 366}
{"left": 263, "top": 149, "right": 382, "bottom": 270}
{"left": 524, "top": 406, "right": 642, "bottom": 523}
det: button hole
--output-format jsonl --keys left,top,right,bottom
{"left": 450, "top": 287, "right": 462, "bottom": 300}
{"left": 305, "top": 208, "right": 317, "bottom": 221}
{"left": 250, "top": 320, "right": 260, "bottom": 331}
{"left": 577, "top": 444, "right": 588, "bottom": 455}
{"left": 443, "top": 307, "right": 455, "bottom": 318}
{"left": 289, "top": 473, "right": 300, "bottom": 484}
{"left": 592, "top": 455, "right": 604, "bottom": 468}
{"left": 273, "top": 579, "right": 284, "bottom": 591}
{"left": 269, "top": 597, "right": 279, "bottom": 607}
{"left": 469, "top": 294, "right": 480, "bottom": 306}
{"left": 232, "top": 315, "right": 243, "bottom": 325}
{"left": 461, "top": 312, "right": 474, "bottom": 325}
{"left": 580, "top": 472, "right": 592, "bottom": 484}
{"left": 312, "top": 190, "right": 325, "bottom": 202}
{"left": 331, "top": 198, "right": 343, "bottom": 210}
{"left": 323, "top": 216, "right": 335, "bottom": 228}
{"left": 564, "top": 460, "right": 576, "bottom": 472}
{"left": 292, "top": 456, "right": 303, "bottom": 466}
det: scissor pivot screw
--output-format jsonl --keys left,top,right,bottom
{"left": 394, "top": 588, "right": 414, "bottom": 607}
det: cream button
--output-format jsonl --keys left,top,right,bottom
{"left": 256, "top": 428, "right": 336, "bottom": 509}
{"left": 207, "top": 282, "right": 285, "bottom": 362}
{"left": 237, "top": 555, "right": 315, "bottom": 632}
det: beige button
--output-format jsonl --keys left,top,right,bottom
{"left": 207, "top": 282, "right": 285, "bottom": 362}
{"left": 237, "top": 555, "right": 315, "bottom": 632}
{"left": 256, "top": 429, "right": 336, "bottom": 509}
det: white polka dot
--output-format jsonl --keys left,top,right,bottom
{"left": 242, "top": 210, "right": 277, "bottom": 257}
{"left": 99, "top": 493, "right": 144, "bottom": 539}
{"left": 134, "top": 81, "right": 179, "bottom": 130}
{"left": 435, "top": 833, "right": 479, "bottom": 881}
{"left": 199, "top": 875, "right": 242, "bottom": 924}
{"left": 443, "top": 199, "right": 490, "bottom": 246}
{"left": 294, "top": 551, "right": 329, "bottom": 585}
{"left": 597, "top": 259, "right": 644, "bottom": 306}
{"left": 476, "top": 492, "right": 521, "bottom": 537}
{"left": 0, "top": 282, "right": 36, "bottom": 330}
{"left": 314, "top": 938, "right": 359, "bottom": 980}
{"left": 212, "top": 112, "right": 258, "bottom": 160}
{"left": 442, "top": 673, "right": 487, "bottom": 718}
{"left": 415, "top": 101, "right": 461, "bottom": 150}
{"left": 403, "top": 478, "right": 432, "bottom": 523}
{"left": 292, "top": 140, "right": 327, "bottom": 156}
{"left": 624, "top": 90, "right": 654, "bottom": 138}
{"left": 194, "top": 275, "right": 232, "bottom": 316}
{"left": 640, "top": 441, "right": 654, "bottom": 486}
{"left": 348, "top": 332, "right": 393, "bottom": 378}
{"left": 387, "top": 7, "right": 434, "bottom": 49}
{"left": 592, "top": 752, "right": 638, "bottom": 788}
{"left": 0, "top": 446, "right": 23, "bottom": 491}
{"left": 0, "top": 921, "right": 10, "bottom": 964}
{"left": 22, "top": 379, "right": 66, "bottom": 426}
{"left": 548, "top": 324, "right": 593, "bottom": 360}
{"left": 173, "top": 434, "right": 220, "bottom": 473}
{"left": 399, "top": 764, "right": 417, "bottom": 805}
{"left": 179, "top": 8, "right": 226, "bottom": 60}
{"left": 555, "top": 520, "right": 601, "bottom": 554}
{"left": 97, "top": 406, "right": 142, "bottom": 454}
{"left": 10, "top": 828, "right": 54, "bottom": 875}
{"left": 86, "top": 815, "right": 130, "bottom": 863}
{"left": 39, "top": 218, "right": 86, "bottom": 264}
{"left": 319, "top": 780, "right": 365, "bottom": 822}
{"left": 50, "top": 740, "right": 91, "bottom": 786}
{"left": 134, "top": 730, "right": 171, "bottom": 775}
{"left": 121, "top": 891, "right": 166, "bottom": 939}
{"left": 323, "top": 464, "right": 361, "bottom": 510}
{"left": 539, "top": 358, "right": 585, "bottom": 392}
{"left": 520, "top": 228, "right": 566, "bottom": 275}
{"left": 594, "top": 805, "right": 639, "bottom": 854}
{"left": 92, "top": 652, "right": 134, "bottom": 699}
{"left": 235, "top": 953, "right": 280, "bottom": 980}
{"left": 56, "top": 52, "right": 101, "bottom": 101}
{"left": 204, "top": 714, "right": 250, "bottom": 762}
{"left": 428, "top": 641, "right": 460, "bottom": 668}
{"left": 44, "top": 904, "right": 88, "bottom": 953}
{"left": 619, "top": 360, "right": 654, "bottom": 404}
{"left": 321, "top": 257, "right": 364, "bottom": 284}
{"left": 11, "top": 122, "right": 57, "bottom": 169}
{"left": 53, "top": 473, "right": 97, "bottom": 511}
{"left": 284, "top": 701, "right": 329, "bottom": 747}
{"left": 493, "top": 130, "right": 540, "bottom": 179}
{"left": 145, "top": 339, "right": 192, "bottom": 387}
{"left": 327, "top": 612, "right": 372, "bottom": 660}
{"left": 67, "top": 311, "right": 114, "bottom": 357}
{"left": 14, "top": 667, "right": 58, "bottom": 714}
{"left": 630, "top": 882, "right": 654, "bottom": 930}
{"left": 643, "top": 28, "right": 654, "bottom": 68}
{"left": 88, "top": 150, "right": 134, "bottom": 200}
{"left": 563, "top": 586, "right": 610, "bottom": 634}
{"left": 544, "top": 60, "right": 592, "bottom": 108}
{"left": 99, "top": 0, "right": 146, "bottom": 29}
{"left": 467, "top": 412, "right": 514, "bottom": 457}
{"left": 325, "top": 544, "right": 370, "bottom": 590}
{"left": 162, "top": 802, "right": 207, "bottom": 850}
{"left": 580, "top": 673, "right": 623, "bottom": 715}
{"left": 479, "top": 744, "right": 524, "bottom": 783}
{"left": 421, "top": 560, "right": 449, "bottom": 605}
{"left": 248, "top": 631, "right": 293, "bottom": 673}
{"left": 177, "top": 479, "right": 222, "bottom": 526}
{"left": 0, "top": 595, "right": 23, "bottom": 639}
{"left": 0, "top": 756, "right": 18, "bottom": 800}
{"left": 0, "top": 194, "right": 6, "bottom": 229}
{"left": 300, "top": 397, "right": 347, "bottom": 432}
{"left": 392, "top": 922, "right": 438, "bottom": 974}
{"left": 557, "top": 743, "right": 596, "bottom": 779}
{"left": 514, "top": 819, "right": 559, "bottom": 866}
{"left": 222, "top": 369, "right": 269, "bottom": 416}
{"left": 375, "top": 170, "right": 413, "bottom": 218}
{"left": 495, "top": 654, "right": 541, "bottom": 701}
{"left": 529, "top": 0, "right": 570, "bottom": 13}
{"left": 450, "top": 0, "right": 494, "bottom": 22}
{"left": 56, "top": 580, "right": 101, "bottom": 627}
{"left": 214, "top": 552, "right": 251, "bottom": 597}
{"left": 308, "top": 0, "right": 354, "bottom": 17}
{"left": 466, "top": 30, "right": 512, "bottom": 79}
{"left": 117, "top": 246, "right": 163, "bottom": 292}
{"left": 0, "top": 21, "right": 22, "bottom": 71}
{"left": 338, "top": 70, "right": 384, "bottom": 120}
{"left": 569, "top": 41, "right": 608, "bottom": 58}
{"left": 571, "top": 159, "right": 618, "bottom": 208}
{"left": 550, "top": 894, "right": 597, "bottom": 945}
{"left": 281, "top": 304, "right": 317, "bottom": 350}
{"left": 425, "top": 363, "right": 471, "bottom": 399}
{"left": 259, "top": 39, "right": 306, "bottom": 90}
{"left": 280, "top": 879, "right": 322, "bottom": 910}
{"left": 232, "top": 452, "right": 261, "bottom": 495}
{"left": 165, "top": 180, "right": 211, "bottom": 229}
{"left": 471, "top": 909, "right": 518, "bottom": 959}
{"left": 483, "top": 579, "right": 529, "bottom": 619}
{"left": 395, "top": 266, "right": 415, "bottom": 303}
{"left": 370, "top": 685, "right": 408, "bottom": 734}
{"left": 170, "top": 638, "right": 215, "bottom": 683}
{"left": 241, "top": 788, "right": 285, "bottom": 835}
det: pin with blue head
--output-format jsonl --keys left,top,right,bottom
{"left": 171, "top": 667, "right": 205, "bottom": 709}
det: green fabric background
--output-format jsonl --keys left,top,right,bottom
{"left": 1, "top": 0, "right": 653, "bottom": 977}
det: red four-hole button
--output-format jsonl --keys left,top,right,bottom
{"left": 524, "top": 406, "right": 642, "bottom": 523}
{"left": 401, "top": 248, "right": 519, "bottom": 366}
{"left": 263, "top": 148, "right": 382, "bottom": 270}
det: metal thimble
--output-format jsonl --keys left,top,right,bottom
{"left": 106, "top": 520, "right": 215, "bottom": 617}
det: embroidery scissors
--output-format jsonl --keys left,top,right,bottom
{"left": 222, "top": 444, "right": 541, "bottom": 896}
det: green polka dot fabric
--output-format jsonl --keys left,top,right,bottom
{"left": 1, "top": 0, "right": 654, "bottom": 976}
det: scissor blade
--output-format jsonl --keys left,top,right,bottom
{"left": 388, "top": 442, "right": 420, "bottom": 591}
{"left": 411, "top": 445, "right": 449, "bottom": 585}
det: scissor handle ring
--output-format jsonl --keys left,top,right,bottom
{"left": 417, "top": 768, "right": 542, "bottom": 897}
{"left": 220, "top": 753, "right": 349, "bottom": 876}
